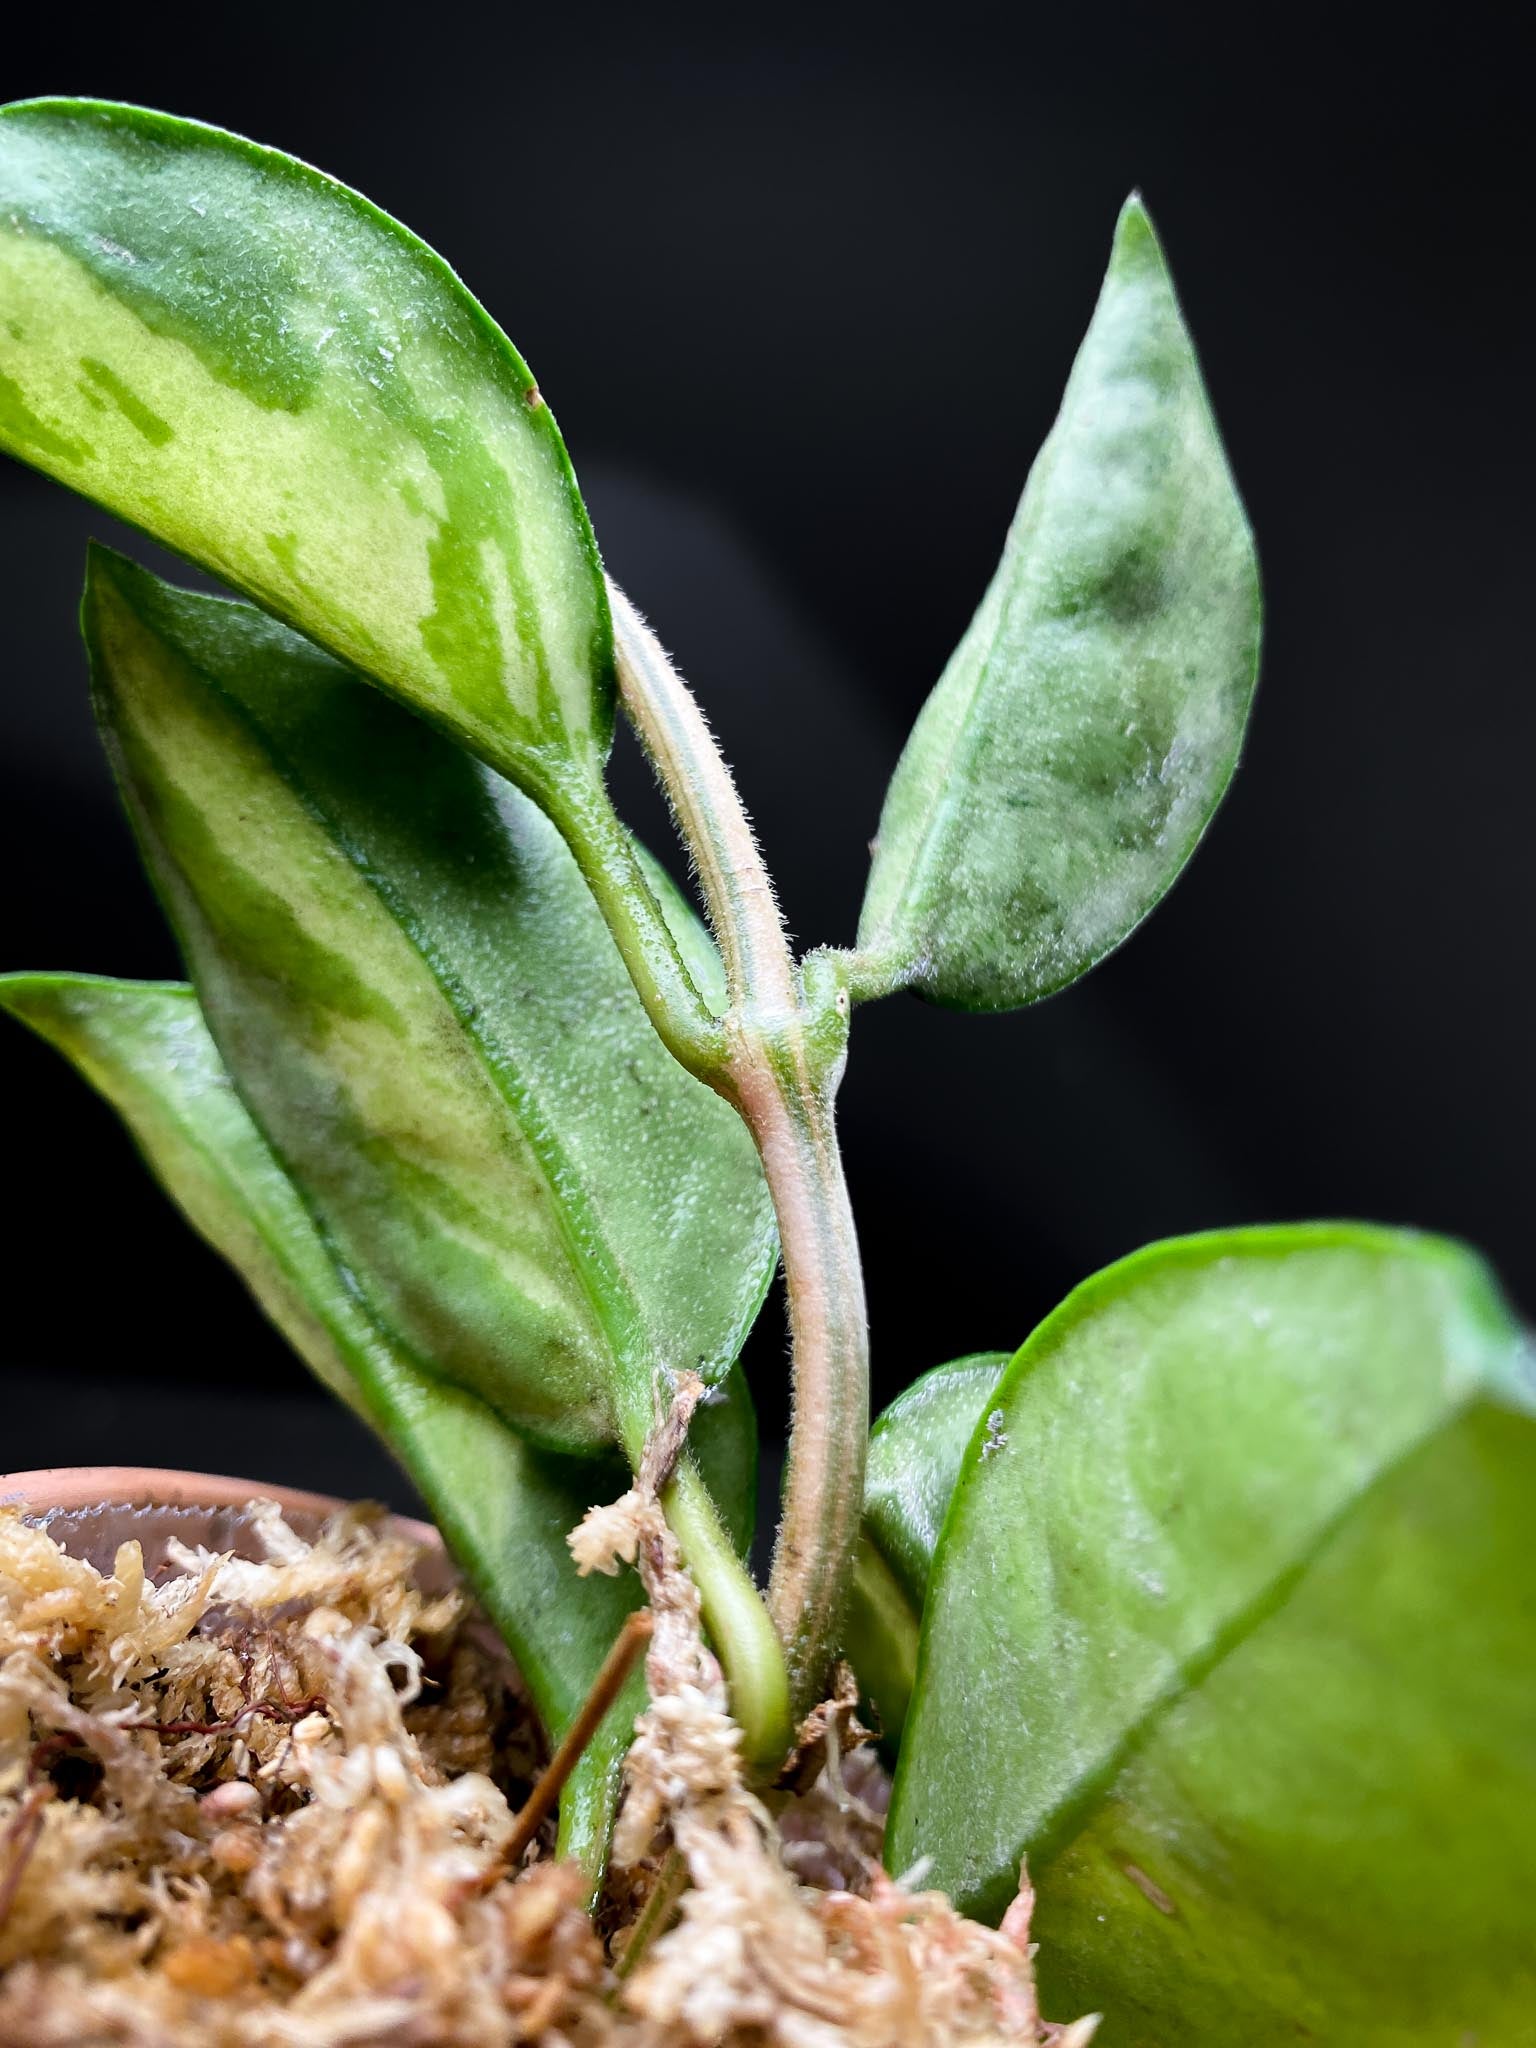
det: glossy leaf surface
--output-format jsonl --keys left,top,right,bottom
{"left": 857, "top": 199, "right": 1260, "bottom": 1011}
{"left": 0, "top": 97, "right": 610, "bottom": 799}
{"left": 0, "top": 972, "right": 754, "bottom": 1888}
{"left": 890, "top": 1226, "right": 1536, "bottom": 2041}
{"left": 84, "top": 550, "right": 777, "bottom": 1462}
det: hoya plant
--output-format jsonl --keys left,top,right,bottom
{"left": 2, "top": 98, "right": 1532, "bottom": 2041}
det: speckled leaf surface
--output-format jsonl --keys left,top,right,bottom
{"left": 0, "top": 972, "right": 756, "bottom": 1889}
{"left": 857, "top": 199, "right": 1260, "bottom": 1011}
{"left": 889, "top": 1226, "right": 1536, "bottom": 2042}
{"left": 0, "top": 98, "right": 611, "bottom": 800}
{"left": 83, "top": 550, "right": 777, "bottom": 1464}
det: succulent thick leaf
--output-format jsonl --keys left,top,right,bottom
{"left": 889, "top": 1226, "right": 1536, "bottom": 2041}
{"left": 84, "top": 550, "right": 777, "bottom": 1463}
{"left": 856, "top": 199, "right": 1260, "bottom": 1011}
{"left": 843, "top": 1354, "right": 1008, "bottom": 1748}
{"left": 0, "top": 97, "right": 610, "bottom": 800}
{"left": 0, "top": 972, "right": 756, "bottom": 1889}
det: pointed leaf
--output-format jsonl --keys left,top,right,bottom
{"left": 83, "top": 548, "right": 777, "bottom": 1463}
{"left": 889, "top": 1225, "right": 1536, "bottom": 2041}
{"left": 857, "top": 199, "right": 1261, "bottom": 1010}
{"left": 0, "top": 970, "right": 757, "bottom": 1892}
{"left": 0, "top": 97, "right": 610, "bottom": 800}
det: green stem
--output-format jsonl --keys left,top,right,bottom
{"left": 540, "top": 770, "right": 786, "bottom": 1761}
{"left": 664, "top": 1454, "right": 791, "bottom": 1773}
{"left": 608, "top": 1356, "right": 791, "bottom": 1770}
{"left": 545, "top": 758, "right": 793, "bottom": 1762}
{"left": 540, "top": 768, "right": 727, "bottom": 1082}
{"left": 608, "top": 583, "right": 870, "bottom": 1722}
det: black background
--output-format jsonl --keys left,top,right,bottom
{"left": 2, "top": 5, "right": 1529, "bottom": 1514}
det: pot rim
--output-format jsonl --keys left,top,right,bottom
{"left": 0, "top": 1463, "right": 438, "bottom": 1548}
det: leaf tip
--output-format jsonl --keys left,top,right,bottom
{"left": 79, "top": 538, "right": 150, "bottom": 648}
{"left": 81, "top": 536, "right": 140, "bottom": 602}
{"left": 78, "top": 543, "right": 176, "bottom": 698}
{"left": 1112, "top": 189, "right": 1165, "bottom": 269}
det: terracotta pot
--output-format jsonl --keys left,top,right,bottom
{"left": 0, "top": 1463, "right": 448, "bottom": 1585}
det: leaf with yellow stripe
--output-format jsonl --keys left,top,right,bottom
{"left": 0, "top": 96, "right": 610, "bottom": 803}
{"left": 0, "top": 970, "right": 758, "bottom": 1893}
{"left": 82, "top": 546, "right": 777, "bottom": 1477}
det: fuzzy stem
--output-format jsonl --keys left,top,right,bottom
{"left": 737, "top": 1052, "right": 868, "bottom": 1714}
{"left": 544, "top": 756, "right": 792, "bottom": 1760}
{"left": 606, "top": 583, "right": 798, "bottom": 1021}
{"left": 609, "top": 584, "right": 870, "bottom": 1721}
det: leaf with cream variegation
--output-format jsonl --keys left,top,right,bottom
{"left": 82, "top": 548, "right": 777, "bottom": 1470}
{"left": 0, "top": 968, "right": 759, "bottom": 1895}
{"left": 0, "top": 97, "right": 609, "bottom": 804}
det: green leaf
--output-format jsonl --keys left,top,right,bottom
{"left": 863, "top": 1351, "right": 1010, "bottom": 1607}
{"left": 842, "top": 1354, "right": 1008, "bottom": 1749}
{"left": 0, "top": 971, "right": 756, "bottom": 1893}
{"left": 856, "top": 198, "right": 1260, "bottom": 1011}
{"left": 83, "top": 547, "right": 776, "bottom": 1466}
{"left": 0, "top": 97, "right": 610, "bottom": 801}
{"left": 889, "top": 1225, "right": 1536, "bottom": 2041}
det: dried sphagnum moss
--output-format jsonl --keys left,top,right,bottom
{"left": 0, "top": 1500, "right": 1093, "bottom": 2048}
{"left": 571, "top": 1390, "right": 1097, "bottom": 2048}
{"left": 0, "top": 1503, "right": 606, "bottom": 2048}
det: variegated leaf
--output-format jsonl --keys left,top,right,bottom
{"left": 857, "top": 199, "right": 1260, "bottom": 1011}
{"left": 0, "top": 97, "right": 610, "bottom": 803}
{"left": 0, "top": 970, "right": 758, "bottom": 1894}
{"left": 84, "top": 547, "right": 777, "bottom": 1466}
